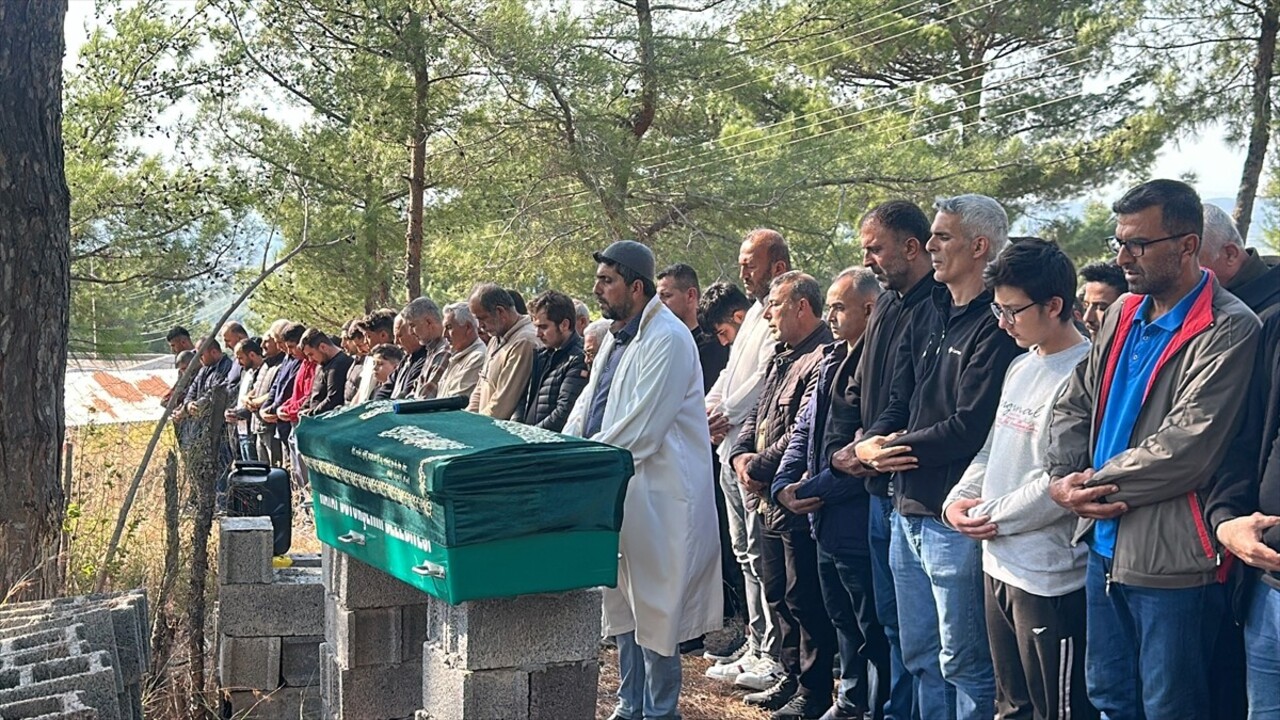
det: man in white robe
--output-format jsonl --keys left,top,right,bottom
{"left": 565, "top": 240, "right": 723, "bottom": 720}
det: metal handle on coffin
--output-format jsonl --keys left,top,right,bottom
{"left": 337, "top": 531, "right": 366, "bottom": 546}
{"left": 411, "top": 561, "right": 446, "bottom": 578}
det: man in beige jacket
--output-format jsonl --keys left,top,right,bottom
{"left": 467, "top": 283, "right": 541, "bottom": 419}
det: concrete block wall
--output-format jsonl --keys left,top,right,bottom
{"left": 217, "top": 517, "right": 323, "bottom": 719}
{"left": 318, "top": 546, "right": 430, "bottom": 720}
{"left": 0, "top": 590, "right": 150, "bottom": 720}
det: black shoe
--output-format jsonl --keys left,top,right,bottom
{"left": 744, "top": 675, "right": 799, "bottom": 711}
{"left": 678, "top": 635, "right": 705, "bottom": 655}
{"left": 703, "top": 633, "right": 746, "bottom": 662}
{"left": 772, "top": 691, "right": 834, "bottom": 720}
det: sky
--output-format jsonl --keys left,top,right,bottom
{"left": 62, "top": 0, "right": 1254, "bottom": 213}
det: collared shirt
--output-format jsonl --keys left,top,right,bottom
{"left": 438, "top": 338, "right": 487, "bottom": 400}
{"left": 413, "top": 336, "right": 452, "bottom": 399}
{"left": 584, "top": 312, "right": 643, "bottom": 439}
{"left": 1091, "top": 270, "right": 1210, "bottom": 558}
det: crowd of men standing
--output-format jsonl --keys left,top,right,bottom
{"left": 168, "top": 177, "right": 1280, "bottom": 720}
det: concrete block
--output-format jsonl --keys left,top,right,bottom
{"left": 431, "top": 590, "right": 601, "bottom": 670}
{"left": 400, "top": 602, "right": 433, "bottom": 664}
{"left": 421, "top": 645, "right": 529, "bottom": 720}
{"left": 0, "top": 651, "right": 121, "bottom": 720}
{"left": 0, "top": 625, "right": 85, "bottom": 669}
{"left": 528, "top": 660, "right": 598, "bottom": 720}
{"left": 289, "top": 553, "right": 321, "bottom": 569}
{"left": 219, "top": 568, "right": 324, "bottom": 637}
{"left": 0, "top": 611, "right": 123, "bottom": 693}
{"left": 0, "top": 690, "right": 99, "bottom": 720}
{"left": 323, "top": 650, "right": 422, "bottom": 720}
{"left": 120, "top": 682, "right": 142, "bottom": 720}
{"left": 279, "top": 636, "right": 322, "bottom": 688}
{"left": 0, "top": 591, "right": 149, "bottom": 685}
{"left": 219, "top": 517, "right": 275, "bottom": 585}
{"left": 331, "top": 605, "right": 401, "bottom": 669}
{"left": 226, "top": 684, "right": 321, "bottom": 720}
{"left": 323, "top": 546, "right": 429, "bottom": 609}
{"left": 318, "top": 643, "right": 336, "bottom": 720}
{"left": 219, "top": 636, "right": 281, "bottom": 691}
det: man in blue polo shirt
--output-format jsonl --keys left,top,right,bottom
{"left": 1047, "top": 179, "right": 1259, "bottom": 719}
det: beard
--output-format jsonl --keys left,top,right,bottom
{"left": 599, "top": 295, "right": 634, "bottom": 321}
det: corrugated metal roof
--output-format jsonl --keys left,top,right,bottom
{"left": 65, "top": 368, "right": 179, "bottom": 427}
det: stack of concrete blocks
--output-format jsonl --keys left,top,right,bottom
{"left": 416, "top": 589, "right": 602, "bottom": 720}
{"left": 0, "top": 589, "right": 150, "bottom": 720}
{"left": 316, "top": 544, "right": 602, "bottom": 720}
{"left": 216, "top": 517, "right": 323, "bottom": 719}
{"left": 317, "top": 546, "right": 433, "bottom": 720}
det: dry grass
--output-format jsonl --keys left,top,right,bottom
{"left": 595, "top": 633, "right": 772, "bottom": 720}
{"left": 595, "top": 649, "right": 772, "bottom": 720}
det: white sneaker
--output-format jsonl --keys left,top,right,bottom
{"left": 734, "top": 655, "right": 785, "bottom": 691}
{"left": 705, "top": 652, "right": 758, "bottom": 682}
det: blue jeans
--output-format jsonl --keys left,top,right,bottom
{"left": 891, "top": 513, "right": 994, "bottom": 720}
{"left": 1084, "top": 551, "right": 1223, "bottom": 719}
{"left": 615, "top": 631, "right": 682, "bottom": 720}
{"left": 869, "top": 495, "right": 915, "bottom": 720}
{"left": 1245, "top": 581, "right": 1280, "bottom": 720}
{"left": 817, "top": 546, "right": 890, "bottom": 717}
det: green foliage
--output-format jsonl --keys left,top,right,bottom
{"left": 65, "top": 0, "right": 258, "bottom": 353}
{"left": 68, "top": 0, "right": 1190, "bottom": 335}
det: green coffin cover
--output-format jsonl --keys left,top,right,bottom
{"left": 293, "top": 400, "right": 634, "bottom": 548}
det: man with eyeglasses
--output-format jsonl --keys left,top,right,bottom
{"left": 1047, "top": 179, "right": 1260, "bottom": 719}
{"left": 942, "top": 238, "right": 1094, "bottom": 720}
{"left": 849, "top": 194, "right": 1024, "bottom": 720}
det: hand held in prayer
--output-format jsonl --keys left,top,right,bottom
{"left": 1049, "top": 470, "right": 1127, "bottom": 519}
{"left": 945, "top": 497, "right": 997, "bottom": 540}
{"left": 778, "top": 482, "right": 822, "bottom": 514}
{"left": 1217, "top": 513, "right": 1280, "bottom": 573}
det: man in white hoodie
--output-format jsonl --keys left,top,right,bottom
{"left": 704, "top": 229, "right": 793, "bottom": 689}
{"left": 942, "top": 238, "right": 1095, "bottom": 720}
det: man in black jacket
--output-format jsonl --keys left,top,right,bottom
{"left": 517, "top": 290, "right": 588, "bottom": 432}
{"left": 729, "top": 271, "right": 836, "bottom": 719}
{"left": 835, "top": 199, "right": 938, "bottom": 720}
{"left": 299, "top": 328, "right": 354, "bottom": 416}
{"left": 1207, "top": 310, "right": 1280, "bottom": 715}
{"left": 852, "top": 195, "right": 1023, "bottom": 720}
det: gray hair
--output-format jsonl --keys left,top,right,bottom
{"left": 402, "top": 296, "right": 442, "bottom": 322}
{"left": 443, "top": 302, "right": 478, "bottom": 331}
{"left": 265, "top": 318, "right": 294, "bottom": 341}
{"left": 1200, "top": 204, "right": 1244, "bottom": 261}
{"left": 834, "top": 267, "right": 881, "bottom": 298}
{"left": 770, "top": 270, "right": 823, "bottom": 317}
{"left": 175, "top": 349, "right": 196, "bottom": 369}
{"left": 584, "top": 318, "right": 611, "bottom": 345}
{"left": 573, "top": 299, "right": 590, "bottom": 320}
{"left": 933, "top": 194, "right": 1010, "bottom": 261}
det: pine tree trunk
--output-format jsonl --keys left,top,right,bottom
{"left": 1235, "top": 0, "right": 1279, "bottom": 240}
{"left": 0, "top": 0, "right": 71, "bottom": 603}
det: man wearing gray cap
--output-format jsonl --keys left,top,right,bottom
{"left": 566, "top": 240, "right": 724, "bottom": 720}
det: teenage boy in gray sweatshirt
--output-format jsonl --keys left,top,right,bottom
{"left": 943, "top": 238, "right": 1097, "bottom": 720}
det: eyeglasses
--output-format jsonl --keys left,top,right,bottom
{"left": 990, "top": 301, "right": 1039, "bottom": 323}
{"left": 1105, "top": 232, "right": 1189, "bottom": 257}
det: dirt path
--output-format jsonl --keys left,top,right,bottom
{"left": 595, "top": 647, "right": 771, "bottom": 720}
